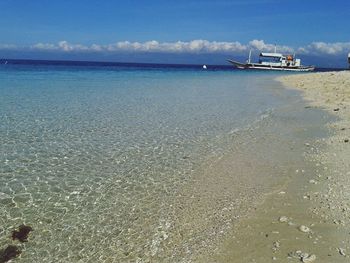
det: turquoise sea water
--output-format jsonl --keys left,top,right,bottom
{"left": 0, "top": 64, "right": 312, "bottom": 262}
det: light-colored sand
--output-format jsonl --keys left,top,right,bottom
{"left": 201, "top": 71, "right": 350, "bottom": 262}
{"left": 277, "top": 71, "right": 350, "bottom": 262}
{"left": 278, "top": 71, "right": 350, "bottom": 112}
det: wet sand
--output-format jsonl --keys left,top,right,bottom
{"left": 202, "top": 71, "right": 350, "bottom": 262}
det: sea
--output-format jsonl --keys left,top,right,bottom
{"left": 0, "top": 60, "right": 336, "bottom": 262}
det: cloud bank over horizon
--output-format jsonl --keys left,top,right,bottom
{"left": 1, "top": 39, "right": 350, "bottom": 56}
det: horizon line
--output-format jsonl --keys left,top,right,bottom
{"left": 0, "top": 58, "right": 347, "bottom": 70}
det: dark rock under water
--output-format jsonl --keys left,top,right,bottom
{"left": 12, "top": 225, "right": 33, "bottom": 243}
{"left": 0, "top": 245, "right": 21, "bottom": 263}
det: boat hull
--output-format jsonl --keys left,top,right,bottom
{"left": 227, "top": 60, "right": 315, "bottom": 72}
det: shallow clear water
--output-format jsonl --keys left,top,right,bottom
{"left": 0, "top": 64, "right": 299, "bottom": 262}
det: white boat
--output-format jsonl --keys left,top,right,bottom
{"left": 228, "top": 50, "right": 315, "bottom": 72}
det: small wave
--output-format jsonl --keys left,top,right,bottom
{"left": 228, "top": 108, "right": 275, "bottom": 136}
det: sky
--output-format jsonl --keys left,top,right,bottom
{"left": 0, "top": 0, "right": 349, "bottom": 67}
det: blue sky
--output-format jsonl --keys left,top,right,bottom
{"left": 0, "top": 0, "right": 349, "bottom": 67}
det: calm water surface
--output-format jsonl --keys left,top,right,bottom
{"left": 0, "top": 64, "right": 296, "bottom": 262}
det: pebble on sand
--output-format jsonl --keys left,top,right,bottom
{"left": 288, "top": 251, "right": 316, "bottom": 262}
{"left": 309, "top": 179, "right": 317, "bottom": 184}
{"left": 302, "top": 254, "right": 317, "bottom": 263}
{"left": 279, "top": 216, "right": 288, "bottom": 223}
{"left": 338, "top": 247, "right": 346, "bottom": 256}
{"left": 298, "top": 225, "right": 311, "bottom": 233}
{"left": 273, "top": 241, "right": 280, "bottom": 248}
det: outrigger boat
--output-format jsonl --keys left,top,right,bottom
{"left": 228, "top": 49, "right": 315, "bottom": 72}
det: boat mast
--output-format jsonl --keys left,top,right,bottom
{"left": 293, "top": 52, "right": 296, "bottom": 64}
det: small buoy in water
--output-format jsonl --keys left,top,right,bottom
{"left": 202, "top": 65, "right": 207, "bottom": 69}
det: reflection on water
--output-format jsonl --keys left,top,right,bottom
{"left": 0, "top": 66, "right": 288, "bottom": 262}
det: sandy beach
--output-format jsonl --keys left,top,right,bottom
{"left": 276, "top": 71, "right": 350, "bottom": 261}
{"left": 201, "top": 71, "right": 350, "bottom": 262}
{"left": 274, "top": 71, "right": 350, "bottom": 262}
{"left": 1, "top": 1, "right": 349, "bottom": 262}
{"left": 1, "top": 66, "right": 349, "bottom": 262}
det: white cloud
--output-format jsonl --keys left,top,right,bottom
{"left": 56, "top": 41, "right": 89, "bottom": 51}
{"left": 27, "top": 39, "right": 250, "bottom": 53}
{"left": 91, "top": 44, "right": 103, "bottom": 51}
{"left": 1, "top": 39, "right": 350, "bottom": 56}
{"left": 0, "top": 44, "right": 17, "bottom": 50}
{"left": 27, "top": 39, "right": 254, "bottom": 53}
{"left": 248, "top": 40, "right": 294, "bottom": 53}
{"left": 304, "top": 42, "right": 350, "bottom": 55}
{"left": 32, "top": 43, "right": 57, "bottom": 50}
{"left": 31, "top": 41, "right": 90, "bottom": 51}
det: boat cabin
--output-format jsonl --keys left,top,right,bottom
{"left": 258, "top": 52, "right": 301, "bottom": 67}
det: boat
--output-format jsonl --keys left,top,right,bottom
{"left": 228, "top": 49, "right": 315, "bottom": 72}
{"left": 348, "top": 53, "right": 350, "bottom": 68}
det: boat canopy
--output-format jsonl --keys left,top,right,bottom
{"left": 260, "top": 52, "right": 284, "bottom": 58}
